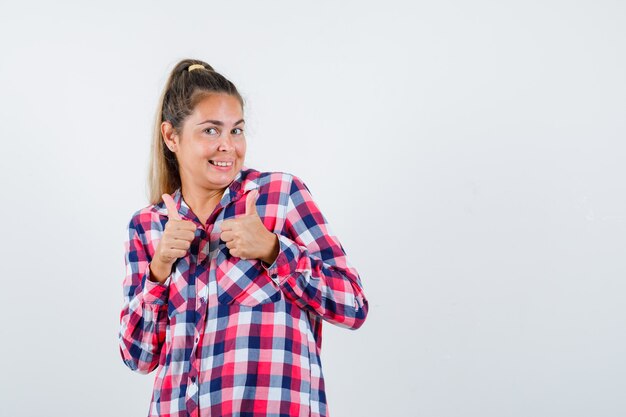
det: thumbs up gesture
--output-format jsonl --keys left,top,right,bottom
{"left": 220, "top": 189, "right": 279, "bottom": 264}
{"left": 149, "top": 193, "right": 198, "bottom": 283}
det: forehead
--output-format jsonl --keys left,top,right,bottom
{"left": 190, "top": 93, "right": 243, "bottom": 121}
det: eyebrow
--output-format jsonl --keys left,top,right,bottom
{"left": 197, "top": 119, "right": 245, "bottom": 126}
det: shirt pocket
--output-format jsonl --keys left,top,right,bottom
{"left": 214, "top": 243, "right": 282, "bottom": 307}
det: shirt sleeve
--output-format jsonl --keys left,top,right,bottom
{"left": 118, "top": 216, "right": 171, "bottom": 374}
{"left": 261, "top": 174, "right": 369, "bottom": 330}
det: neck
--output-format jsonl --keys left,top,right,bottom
{"left": 180, "top": 183, "right": 227, "bottom": 214}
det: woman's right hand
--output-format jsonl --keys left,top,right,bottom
{"left": 149, "top": 194, "right": 198, "bottom": 283}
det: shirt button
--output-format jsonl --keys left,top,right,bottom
{"left": 195, "top": 337, "right": 199, "bottom": 344}
{"left": 191, "top": 376, "right": 196, "bottom": 383}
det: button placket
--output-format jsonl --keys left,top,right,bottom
{"left": 197, "top": 227, "right": 209, "bottom": 263}
{"left": 186, "top": 369, "right": 199, "bottom": 401}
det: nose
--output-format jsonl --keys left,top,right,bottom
{"left": 217, "top": 132, "right": 234, "bottom": 151}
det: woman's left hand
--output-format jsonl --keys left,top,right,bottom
{"left": 220, "top": 189, "right": 279, "bottom": 264}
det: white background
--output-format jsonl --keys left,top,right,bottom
{"left": 1, "top": 1, "right": 625, "bottom": 416}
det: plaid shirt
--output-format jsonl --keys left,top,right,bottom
{"left": 119, "top": 166, "right": 369, "bottom": 417}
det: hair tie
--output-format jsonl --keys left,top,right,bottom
{"left": 188, "top": 64, "right": 205, "bottom": 72}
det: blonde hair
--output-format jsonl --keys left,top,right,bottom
{"left": 147, "top": 58, "right": 244, "bottom": 205}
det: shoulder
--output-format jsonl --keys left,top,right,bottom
{"left": 241, "top": 167, "right": 310, "bottom": 194}
{"left": 240, "top": 167, "right": 294, "bottom": 186}
{"left": 126, "top": 203, "right": 166, "bottom": 236}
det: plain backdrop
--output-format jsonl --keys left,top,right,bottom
{"left": 1, "top": 1, "right": 625, "bottom": 416}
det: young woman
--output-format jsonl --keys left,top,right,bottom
{"left": 119, "top": 58, "right": 369, "bottom": 417}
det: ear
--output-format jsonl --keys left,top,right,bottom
{"left": 161, "top": 121, "right": 179, "bottom": 152}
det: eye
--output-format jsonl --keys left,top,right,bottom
{"left": 203, "top": 127, "right": 218, "bottom": 135}
{"left": 232, "top": 127, "right": 244, "bottom": 135}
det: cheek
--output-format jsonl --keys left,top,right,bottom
{"left": 236, "top": 142, "right": 247, "bottom": 158}
{"left": 202, "top": 142, "right": 221, "bottom": 155}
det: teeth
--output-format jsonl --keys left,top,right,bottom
{"left": 210, "top": 160, "right": 233, "bottom": 167}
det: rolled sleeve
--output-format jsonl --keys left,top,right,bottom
{"left": 142, "top": 266, "right": 171, "bottom": 305}
{"left": 261, "top": 233, "right": 303, "bottom": 286}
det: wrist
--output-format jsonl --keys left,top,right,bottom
{"left": 260, "top": 232, "right": 279, "bottom": 265}
{"left": 149, "top": 259, "right": 172, "bottom": 283}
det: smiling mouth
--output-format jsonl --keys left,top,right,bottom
{"left": 208, "top": 160, "right": 234, "bottom": 167}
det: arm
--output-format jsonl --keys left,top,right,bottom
{"left": 262, "top": 175, "right": 369, "bottom": 330}
{"left": 118, "top": 217, "right": 170, "bottom": 374}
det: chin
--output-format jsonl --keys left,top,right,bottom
{"left": 207, "top": 172, "right": 235, "bottom": 185}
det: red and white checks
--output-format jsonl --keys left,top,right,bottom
{"left": 119, "top": 166, "right": 369, "bottom": 417}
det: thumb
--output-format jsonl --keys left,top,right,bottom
{"left": 245, "top": 189, "right": 259, "bottom": 216}
{"left": 162, "top": 194, "right": 182, "bottom": 220}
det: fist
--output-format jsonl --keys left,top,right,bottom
{"left": 154, "top": 193, "right": 197, "bottom": 266}
{"left": 220, "top": 189, "right": 279, "bottom": 264}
